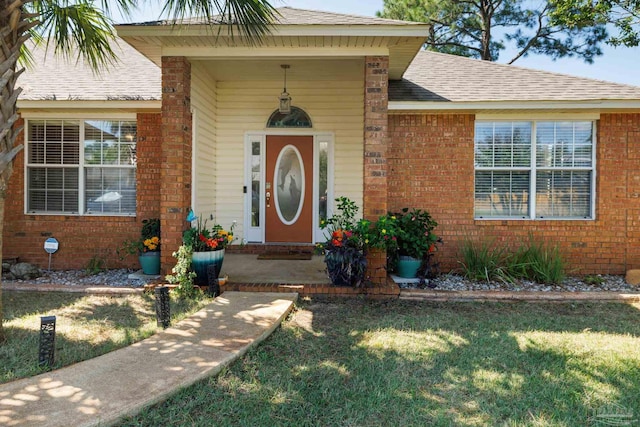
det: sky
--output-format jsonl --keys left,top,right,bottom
{"left": 112, "top": 0, "right": 640, "bottom": 86}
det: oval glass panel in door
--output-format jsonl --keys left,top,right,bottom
{"left": 274, "top": 145, "right": 305, "bottom": 225}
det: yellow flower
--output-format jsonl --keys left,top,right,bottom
{"left": 227, "top": 235, "right": 233, "bottom": 243}
{"left": 143, "top": 237, "right": 160, "bottom": 251}
{"left": 382, "top": 229, "right": 387, "bottom": 234}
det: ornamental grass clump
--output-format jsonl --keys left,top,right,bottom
{"left": 459, "top": 239, "right": 515, "bottom": 283}
{"left": 509, "top": 238, "right": 565, "bottom": 284}
{"left": 459, "top": 237, "right": 565, "bottom": 284}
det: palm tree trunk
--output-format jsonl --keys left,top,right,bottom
{"left": 0, "top": 197, "right": 5, "bottom": 342}
{"left": 1, "top": 0, "right": 31, "bottom": 342}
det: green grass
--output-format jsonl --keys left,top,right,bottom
{"left": 1, "top": 291, "right": 212, "bottom": 384}
{"left": 120, "top": 299, "right": 640, "bottom": 426}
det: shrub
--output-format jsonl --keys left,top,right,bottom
{"left": 508, "top": 238, "right": 565, "bottom": 284}
{"left": 459, "top": 238, "right": 565, "bottom": 284}
{"left": 459, "top": 239, "right": 515, "bottom": 283}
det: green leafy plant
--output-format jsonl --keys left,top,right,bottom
{"left": 85, "top": 255, "right": 105, "bottom": 276}
{"left": 183, "top": 216, "right": 235, "bottom": 252}
{"left": 316, "top": 197, "right": 377, "bottom": 287}
{"left": 166, "top": 245, "right": 200, "bottom": 300}
{"left": 378, "top": 208, "right": 439, "bottom": 260}
{"left": 118, "top": 218, "right": 161, "bottom": 259}
{"left": 140, "top": 218, "right": 161, "bottom": 252}
{"left": 584, "top": 275, "right": 605, "bottom": 286}
{"left": 375, "top": 208, "right": 442, "bottom": 281}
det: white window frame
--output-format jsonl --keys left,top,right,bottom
{"left": 474, "top": 119, "right": 597, "bottom": 220}
{"left": 24, "top": 116, "right": 137, "bottom": 216}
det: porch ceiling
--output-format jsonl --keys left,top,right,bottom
{"left": 115, "top": 29, "right": 427, "bottom": 80}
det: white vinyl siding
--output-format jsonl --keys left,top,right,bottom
{"left": 191, "top": 63, "right": 217, "bottom": 217}
{"left": 474, "top": 121, "right": 595, "bottom": 220}
{"left": 26, "top": 119, "right": 137, "bottom": 215}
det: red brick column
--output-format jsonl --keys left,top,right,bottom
{"left": 161, "top": 57, "right": 192, "bottom": 273}
{"left": 363, "top": 56, "right": 389, "bottom": 286}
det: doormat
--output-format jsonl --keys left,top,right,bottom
{"left": 257, "top": 252, "right": 313, "bottom": 260}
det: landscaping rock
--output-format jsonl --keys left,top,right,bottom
{"left": 9, "top": 263, "right": 42, "bottom": 280}
{"left": 625, "top": 269, "right": 640, "bottom": 287}
{"left": 2, "top": 262, "right": 10, "bottom": 273}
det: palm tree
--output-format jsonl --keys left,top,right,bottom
{"left": 0, "top": 0, "right": 278, "bottom": 342}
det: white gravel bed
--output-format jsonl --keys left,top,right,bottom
{"left": 400, "top": 274, "right": 640, "bottom": 293}
{"left": 3, "top": 269, "right": 155, "bottom": 288}
{"left": 4, "top": 269, "right": 639, "bottom": 293}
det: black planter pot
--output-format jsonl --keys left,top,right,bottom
{"left": 324, "top": 248, "right": 367, "bottom": 287}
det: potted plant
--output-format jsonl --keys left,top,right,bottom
{"left": 182, "top": 216, "right": 235, "bottom": 287}
{"left": 316, "top": 197, "right": 376, "bottom": 287}
{"left": 379, "top": 208, "right": 440, "bottom": 279}
{"left": 118, "top": 218, "right": 161, "bottom": 275}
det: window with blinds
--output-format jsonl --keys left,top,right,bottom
{"left": 474, "top": 121, "right": 595, "bottom": 220}
{"left": 26, "top": 120, "right": 137, "bottom": 215}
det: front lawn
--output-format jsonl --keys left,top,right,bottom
{"left": 121, "top": 299, "right": 640, "bottom": 426}
{"left": 1, "top": 291, "right": 211, "bottom": 384}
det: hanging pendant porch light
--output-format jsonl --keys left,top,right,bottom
{"left": 279, "top": 64, "right": 292, "bottom": 114}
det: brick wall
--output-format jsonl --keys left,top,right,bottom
{"left": 3, "top": 113, "right": 162, "bottom": 269}
{"left": 363, "top": 56, "right": 389, "bottom": 285}
{"left": 160, "top": 56, "right": 193, "bottom": 273}
{"left": 388, "top": 112, "right": 640, "bottom": 275}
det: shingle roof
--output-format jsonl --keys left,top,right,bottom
{"left": 390, "top": 50, "right": 640, "bottom": 102}
{"left": 129, "top": 6, "right": 421, "bottom": 26}
{"left": 18, "top": 40, "right": 160, "bottom": 102}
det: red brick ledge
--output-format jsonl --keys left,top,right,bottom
{"left": 400, "top": 289, "right": 640, "bottom": 303}
{"left": 221, "top": 281, "right": 400, "bottom": 298}
{"left": 5, "top": 282, "right": 637, "bottom": 302}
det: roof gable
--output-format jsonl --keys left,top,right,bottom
{"left": 130, "top": 6, "right": 422, "bottom": 27}
{"left": 390, "top": 51, "right": 640, "bottom": 103}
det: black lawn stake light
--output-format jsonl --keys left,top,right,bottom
{"left": 154, "top": 286, "right": 171, "bottom": 329}
{"left": 38, "top": 316, "right": 56, "bottom": 367}
{"left": 207, "top": 264, "right": 220, "bottom": 297}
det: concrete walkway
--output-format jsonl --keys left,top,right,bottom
{"left": 0, "top": 292, "right": 297, "bottom": 427}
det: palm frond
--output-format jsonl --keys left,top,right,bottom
{"left": 99, "top": 0, "right": 137, "bottom": 17}
{"left": 32, "top": 0, "right": 118, "bottom": 72}
{"left": 161, "top": 0, "right": 279, "bottom": 45}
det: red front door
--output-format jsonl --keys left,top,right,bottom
{"left": 265, "top": 135, "right": 313, "bottom": 243}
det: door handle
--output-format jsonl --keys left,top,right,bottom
{"left": 266, "top": 191, "right": 271, "bottom": 207}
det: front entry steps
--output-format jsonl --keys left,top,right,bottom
{"left": 226, "top": 244, "right": 315, "bottom": 256}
